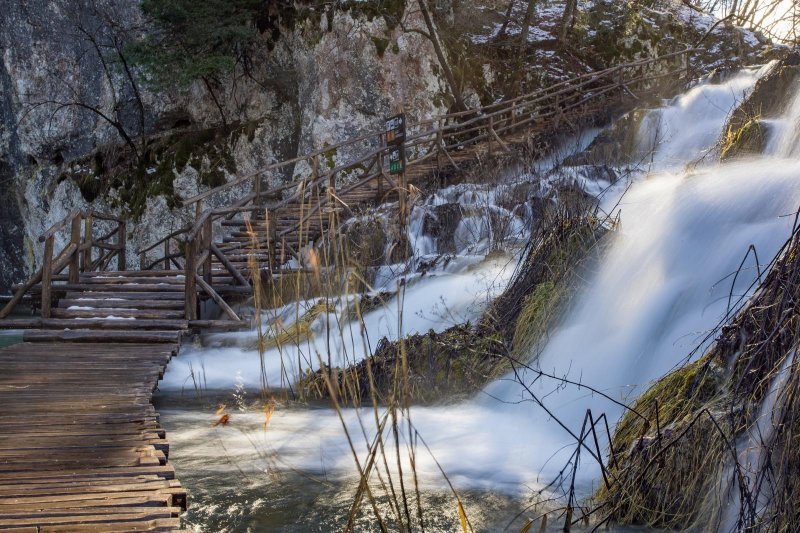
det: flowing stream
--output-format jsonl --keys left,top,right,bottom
{"left": 156, "top": 63, "right": 800, "bottom": 530}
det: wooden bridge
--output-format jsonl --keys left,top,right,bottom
{"left": 0, "top": 51, "right": 689, "bottom": 531}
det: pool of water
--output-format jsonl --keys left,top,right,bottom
{"left": 0, "top": 331, "right": 22, "bottom": 349}
{"left": 154, "top": 394, "right": 663, "bottom": 532}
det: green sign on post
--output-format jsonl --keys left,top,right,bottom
{"left": 388, "top": 145, "right": 404, "bottom": 175}
{"left": 385, "top": 113, "right": 406, "bottom": 175}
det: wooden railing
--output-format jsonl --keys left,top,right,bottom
{"left": 134, "top": 49, "right": 694, "bottom": 319}
{"left": 178, "top": 49, "right": 693, "bottom": 214}
{"left": 0, "top": 210, "right": 127, "bottom": 318}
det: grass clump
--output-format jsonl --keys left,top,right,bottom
{"left": 511, "top": 280, "right": 557, "bottom": 356}
{"left": 720, "top": 115, "right": 767, "bottom": 160}
{"left": 256, "top": 299, "right": 330, "bottom": 352}
{"left": 610, "top": 353, "right": 723, "bottom": 462}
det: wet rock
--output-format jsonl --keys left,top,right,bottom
{"left": 421, "top": 203, "right": 464, "bottom": 254}
{"left": 721, "top": 52, "right": 800, "bottom": 160}
{"left": 567, "top": 109, "right": 650, "bottom": 166}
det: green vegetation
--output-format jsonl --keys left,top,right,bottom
{"left": 58, "top": 122, "right": 252, "bottom": 219}
{"left": 297, "top": 324, "right": 508, "bottom": 405}
{"left": 128, "top": 0, "right": 263, "bottom": 89}
{"left": 720, "top": 116, "right": 767, "bottom": 160}
{"left": 610, "top": 353, "right": 723, "bottom": 461}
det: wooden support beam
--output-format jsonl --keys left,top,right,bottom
{"left": 164, "top": 239, "right": 170, "bottom": 271}
{"left": 184, "top": 239, "right": 198, "bottom": 321}
{"left": 41, "top": 236, "right": 54, "bottom": 319}
{"left": 82, "top": 214, "right": 93, "bottom": 272}
{"left": 195, "top": 275, "right": 240, "bottom": 322}
{"left": 118, "top": 221, "right": 127, "bottom": 271}
{"left": 202, "top": 218, "right": 212, "bottom": 288}
{"left": 210, "top": 243, "right": 250, "bottom": 288}
{"left": 69, "top": 216, "right": 81, "bottom": 284}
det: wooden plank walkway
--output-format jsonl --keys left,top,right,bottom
{"left": 0, "top": 341, "right": 189, "bottom": 532}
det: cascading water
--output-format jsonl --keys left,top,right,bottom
{"left": 157, "top": 62, "right": 800, "bottom": 529}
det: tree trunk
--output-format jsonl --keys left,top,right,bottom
{"left": 559, "top": 0, "right": 578, "bottom": 44}
{"left": 514, "top": 0, "right": 538, "bottom": 95}
{"left": 497, "top": 0, "right": 516, "bottom": 39}
{"left": 417, "top": 0, "right": 467, "bottom": 111}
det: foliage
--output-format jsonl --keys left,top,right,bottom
{"left": 128, "top": 0, "right": 264, "bottom": 89}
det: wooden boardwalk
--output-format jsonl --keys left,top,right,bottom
{"left": 0, "top": 341, "right": 188, "bottom": 532}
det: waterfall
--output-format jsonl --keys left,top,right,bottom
{"left": 161, "top": 62, "right": 800, "bottom": 510}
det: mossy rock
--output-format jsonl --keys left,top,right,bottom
{"left": 567, "top": 108, "right": 650, "bottom": 166}
{"left": 57, "top": 120, "right": 261, "bottom": 219}
{"left": 297, "top": 324, "right": 508, "bottom": 405}
{"left": 610, "top": 353, "right": 724, "bottom": 461}
{"left": 720, "top": 117, "right": 768, "bottom": 160}
{"left": 421, "top": 204, "right": 464, "bottom": 254}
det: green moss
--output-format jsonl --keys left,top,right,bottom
{"left": 58, "top": 120, "right": 265, "bottom": 219}
{"left": 720, "top": 116, "right": 767, "bottom": 160}
{"left": 322, "top": 146, "right": 337, "bottom": 169}
{"left": 611, "top": 353, "right": 722, "bottom": 460}
{"left": 371, "top": 36, "right": 390, "bottom": 58}
{"left": 511, "top": 281, "right": 557, "bottom": 354}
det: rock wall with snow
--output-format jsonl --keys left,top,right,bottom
{"left": 0, "top": 0, "right": 450, "bottom": 292}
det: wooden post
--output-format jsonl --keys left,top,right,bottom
{"left": 41, "top": 236, "right": 54, "bottom": 319}
{"left": 195, "top": 199, "right": 203, "bottom": 220}
{"left": 139, "top": 251, "right": 146, "bottom": 270}
{"left": 118, "top": 221, "right": 127, "bottom": 271}
{"left": 264, "top": 210, "right": 276, "bottom": 274}
{"left": 202, "top": 218, "right": 212, "bottom": 287}
{"left": 488, "top": 115, "right": 494, "bottom": 156}
{"left": 377, "top": 152, "right": 384, "bottom": 199}
{"left": 398, "top": 167, "right": 408, "bottom": 257}
{"left": 164, "top": 239, "right": 170, "bottom": 270}
{"left": 184, "top": 238, "right": 198, "bottom": 320}
{"left": 69, "top": 215, "right": 81, "bottom": 283}
{"left": 82, "top": 214, "right": 93, "bottom": 272}
{"left": 436, "top": 118, "right": 443, "bottom": 172}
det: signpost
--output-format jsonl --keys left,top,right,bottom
{"left": 385, "top": 113, "right": 406, "bottom": 175}
{"left": 385, "top": 113, "right": 407, "bottom": 257}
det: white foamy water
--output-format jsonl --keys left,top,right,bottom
{"left": 162, "top": 255, "right": 515, "bottom": 391}
{"left": 162, "top": 62, "right": 800, "bottom": 517}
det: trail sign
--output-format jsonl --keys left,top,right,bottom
{"left": 385, "top": 113, "right": 406, "bottom": 175}
{"left": 387, "top": 145, "right": 405, "bottom": 175}
{"left": 385, "top": 113, "right": 406, "bottom": 145}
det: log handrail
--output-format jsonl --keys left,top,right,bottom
{"left": 129, "top": 50, "right": 695, "bottom": 321}
{"left": 1, "top": 210, "right": 128, "bottom": 318}
{"left": 179, "top": 49, "right": 694, "bottom": 207}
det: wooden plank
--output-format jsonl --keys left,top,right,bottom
{"left": 51, "top": 308, "right": 185, "bottom": 319}
{"left": 22, "top": 331, "right": 182, "bottom": 343}
{"left": 0, "top": 342, "right": 186, "bottom": 531}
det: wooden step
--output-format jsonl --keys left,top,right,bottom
{"left": 52, "top": 308, "right": 185, "bottom": 320}
{"left": 58, "top": 299, "right": 184, "bottom": 310}
{"left": 81, "top": 271, "right": 182, "bottom": 278}
{"left": 59, "top": 284, "right": 185, "bottom": 293}
{"left": 22, "top": 330, "right": 182, "bottom": 343}
{"left": 64, "top": 292, "right": 185, "bottom": 301}
{"left": 79, "top": 276, "right": 185, "bottom": 285}
{"left": 0, "top": 319, "right": 188, "bottom": 331}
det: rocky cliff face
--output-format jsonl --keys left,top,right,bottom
{"left": 0, "top": 0, "right": 772, "bottom": 293}
{"left": 0, "top": 0, "right": 449, "bottom": 292}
